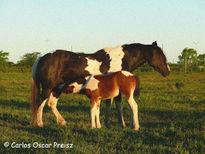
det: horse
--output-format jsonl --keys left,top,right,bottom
{"left": 58, "top": 71, "right": 140, "bottom": 130}
{"left": 31, "top": 41, "right": 170, "bottom": 128}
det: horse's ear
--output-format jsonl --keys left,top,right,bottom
{"left": 152, "top": 41, "right": 157, "bottom": 46}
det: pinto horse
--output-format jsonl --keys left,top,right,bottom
{"left": 61, "top": 71, "right": 140, "bottom": 130}
{"left": 31, "top": 41, "right": 170, "bottom": 128}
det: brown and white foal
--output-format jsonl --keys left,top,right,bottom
{"left": 63, "top": 71, "right": 140, "bottom": 130}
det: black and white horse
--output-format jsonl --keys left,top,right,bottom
{"left": 31, "top": 41, "right": 170, "bottom": 128}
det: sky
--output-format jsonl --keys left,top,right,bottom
{"left": 0, "top": 0, "right": 204, "bottom": 63}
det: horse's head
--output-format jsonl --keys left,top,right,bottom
{"left": 145, "top": 41, "right": 170, "bottom": 77}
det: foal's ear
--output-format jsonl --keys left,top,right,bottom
{"left": 152, "top": 41, "right": 157, "bottom": 46}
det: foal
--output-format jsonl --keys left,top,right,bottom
{"left": 63, "top": 71, "right": 140, "bottom": 130}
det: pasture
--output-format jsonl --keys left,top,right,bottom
{"left": 0, "top": 71, "right": 204, "bottom": 153}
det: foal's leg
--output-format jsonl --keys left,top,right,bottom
{"left": 115, "top": 93, "right": 126, "bottom": 128}
{"left": 105, "top": 94, "right": 126, "bottom": 128}
{"left": 90, "top": 101, "right": 97, "bottom": 128}
{"left": 48, "top": 93, "right": 66, "bottom": 126}
{"left": 104, "top": 99, "right": 113, "bottom": 128}
{"left": 96, "top": 100, "right": 101, "bottom": 128}
{"left": 127, "top": 92, "right": 139, "bottom": 131}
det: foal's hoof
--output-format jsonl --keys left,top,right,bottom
{"left": 58, "top": 121, "right": 67, "bottom": 127}
{"left": 133, "top": 126, "right": 140, "bottom": 131}
{"left": 33, "top": 123, "right": 44, "bottom": 128}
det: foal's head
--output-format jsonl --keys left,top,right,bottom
{"left": 145, "top": 41, "right": 170, "bottom": 77}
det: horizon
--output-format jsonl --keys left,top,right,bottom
{"left": 0, "top": 0, "right": 204, "bottom": 63}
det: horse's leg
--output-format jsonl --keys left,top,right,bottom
{"left": 114, "top": 93, "right": 126, "bottom": 128}
{"left": 127, "top": 92, "right": 139, "bottom": 131}
{"left": 96, "top": 100, "right": 101, "bottom": 128}
{"left": 35, "top": 89, "right": 50, "bottom": 128}
{"left": 48, "top": 92, "right": 66, "bottom": 126}
{"left": 104, "top": 99, "right": 112, "bottom": 128}
{"left": 35, "top": 99, "right": 47, "bottom": 128}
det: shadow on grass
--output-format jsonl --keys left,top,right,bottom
{"left": 141, "top": 109, "right": 205, "bottom": 130}
{"left": 0, "top": 99, "right": 30, "bottom": 110}
{"left": 142, "top": 108, "right": 205, "bottom": 121}
{"left": 0, "top": 112, "right": 30, "bottom": 126}
{"left": 0, "top": 98, "right": 90, "bottom": 113}
{"left": 1, "top": 98, "right": 204, "bottom": 138}
{"left": 8, "top": 125, "right": 71, "bottom": 145}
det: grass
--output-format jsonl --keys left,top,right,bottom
{"left": 0, "top": 71, "right": 204, "bottom": 153}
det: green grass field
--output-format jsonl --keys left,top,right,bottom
{"left": 0, "top": 71, "right": 205, "bottom": 153}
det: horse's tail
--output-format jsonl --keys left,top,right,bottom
{"left": 31, "top": 58, "right": 41, "bottom": 121}
{"left": 134, "top": 75, "right": 140, "bottom": 97}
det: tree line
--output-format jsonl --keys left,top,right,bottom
{"left": 0, "top": 48, "right": 205, "bottom": 72}
{"left": 0, "top": 51, "right": 41, "bottom": 72}
{"left": 178, "top": 48, "right": 205, "bottom": 72}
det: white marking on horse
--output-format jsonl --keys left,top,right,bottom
{"left": 70, "top": 82, "right": 83, "bottom": 93}
{"left": 48, "top": 93, "right": 66, "bottom": 126}
{"left": 128, "top": 90, "right": 139, "bottom": 130}
{"left": 95, "top": 100, "right": 101, "bottom": 128}
{"left": 68, "top": 75, "right": 100, "bottom": 93}
{"left": 104, "top": 46, "right": 125, "bottom": 72}
{"left": 85, "top": 57, "right": 102, "bottom": 74}
{"left": 91, "top": 102, "right": 97, "bottom": 128}
{"left": 36, "top": 99, "right": 47, "bottom": 127}
{"left": 121, "top": 71, "right": 133, "bottom": 77}
{"left": 84, "top": 76, "right": 99, "bottom": 91}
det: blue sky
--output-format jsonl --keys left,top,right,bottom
{"left": 0, "top": 0, "right": 204, "bottom": 63}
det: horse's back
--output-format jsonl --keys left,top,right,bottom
{"left": 37, "top": 50, "right": 86, "bottom": 89}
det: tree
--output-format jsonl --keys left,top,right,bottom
{"left": 17, "top": 52, "right": 41, "bottom": 67}
{"left": 0, "top": 50, "right": 9, "bottom": 71}
{"left": 197, "top": 53, "right": 205, "bottom": 66}
{"left": 178, "top": 48, "right": 198, "bottom": 72}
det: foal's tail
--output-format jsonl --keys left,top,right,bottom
{"left": 134, "top": 75, "right": 140, "bottom": 97}
{"left": 31, "top": 58, "right": 41, "bottom": 121}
